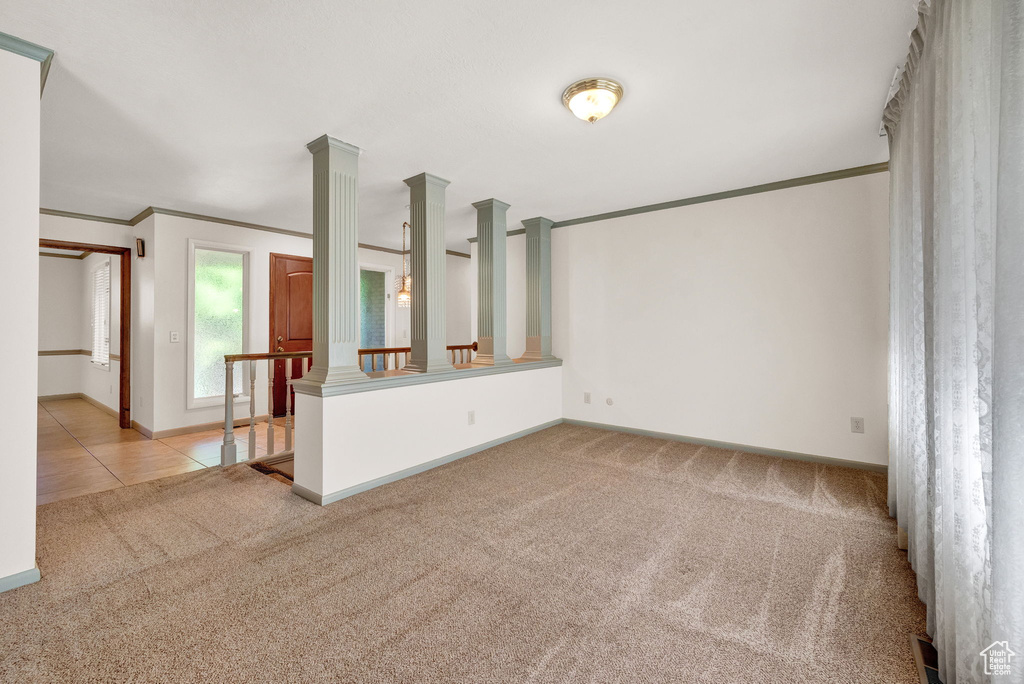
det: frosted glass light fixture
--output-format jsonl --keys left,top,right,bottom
{"left": 562, "top": 78, "right": 623, "bottom": 123}
{"left": 395, "top": 221, "right": 412, "bottom": 308}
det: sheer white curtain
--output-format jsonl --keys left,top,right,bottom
{"left": 884, "top": 1, "right": 1023, "bottom": 682}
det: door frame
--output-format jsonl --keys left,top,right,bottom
{"left": 39, "top": 238, "right": 132, "bottom": 429}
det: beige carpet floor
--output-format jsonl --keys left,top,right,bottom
{"left": 0, "top": 424, "right": 926, "bottom": 683}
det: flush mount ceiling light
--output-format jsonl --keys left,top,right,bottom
{"left": 562, "top": 78, "right": 623, "bottom": 123}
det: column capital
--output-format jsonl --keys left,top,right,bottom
{"left": 472, "top": 198, "right": 511, "bottom": 212}
{"left": 521, "top": 216, "right": 554, "bottom": 230}
{"left": 403, "top": 172, "right": 451, "bottom": 189}
{"left": 306, "top": 135, "right": 362, "bottom": 156}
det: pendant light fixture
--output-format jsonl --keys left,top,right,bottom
{"left": 395, "top": 221, "right": 412, "bottom": 308}
{"left": 562, "top": 78, "right": 624, "bottom": 123}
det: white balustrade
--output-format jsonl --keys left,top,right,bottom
{"left": 218, "top": 344, "right": 475, "bottom": 467}
{"left": 219, "top": 351, "right": 312, "bottom": 467}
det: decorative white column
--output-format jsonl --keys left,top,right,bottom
{"left": 403, "top": 173, "right": 454, "bottom": 373}
{"left": 472, "top": 198, "right": 513, "bottom": 367}
{"left": 520, "top": 217, "right": 557, "bottom": 361}
{"left": 302, "top": 135, "right": 368, "bottom": 386}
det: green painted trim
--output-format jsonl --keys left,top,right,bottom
{"left": 0, "top": 32, "right": 54, "bottom": 95}
{"left": 467, "top": 228, "right": 524, "bottom": 244}
{"left": 292, "top": 419, "right": 563, "bottom": 506}
{"left": 553, "top": 162, "right": 889, "bottom": 228}
{"left": 40, "top": 205, "right": 469, "bottom": 257}
{"left": 0, "top": 31, "right": 52, "bottom": 62}
{"left": 563, "top": 419, "right": 888, "bottom": 473}
{"left": 40, "top": 208, "right": 133, "bottom": 226}
{"left": 465, "top": 162, "right": 890, "bottom": 243}
{"left": 292, "top": 358, "right": 562, "bottom": 398}
{"left": 133, "top": 207, "right": 312, "bottom": 239}
{"left": 0, "top": 567, "right": 40, "bottom": 594}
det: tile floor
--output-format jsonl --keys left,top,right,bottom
{"left": 37, "top": 398, "right": 288, "bottom": 505}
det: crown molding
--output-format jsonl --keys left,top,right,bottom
{"left": 466, "top": 161, "right": 890, "bottom": 243}
{"left": 40, "top": 207, "right": 472, "bottom": 258}
{"left": 40, "top": 208, "right": 133, "bottom": 226}
{"left": 0, "top": 31, "right": 54, "bottom": 95}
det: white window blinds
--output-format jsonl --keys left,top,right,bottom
{"left": 91, "top": 261, "right": 110, "bottom": 366}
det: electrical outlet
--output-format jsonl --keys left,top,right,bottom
{"left": 169, "top": 331, "right": 181, "bottom": 343}
{"left": 851, "top": 417, "right": 865, "bottom": 434}
{"left": 467, "top": 410, "right": 475, "bottom": 426}
{"left": 584, "top": 392, "right": 591, "bottom": 404}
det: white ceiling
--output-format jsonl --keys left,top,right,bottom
{"left": 4, "top": 1, "right": 916, "bottom": 250}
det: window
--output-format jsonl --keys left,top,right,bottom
{"left": 91, "top": 261, "right": 110, "bottom": 367}
{"left": 188, "top": 242, "right": 249, "bottom": 407}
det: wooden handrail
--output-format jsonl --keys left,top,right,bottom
{"left": 224, "top": 342, "right": 477, "bottom": 364}
{"left": 224, "top": 351, "right": 313, "bottom": 363}
{"left": 220, "top": 343, "right": 480, "bottom": 467}
{"left": 357, "top": 342, "right": 478, "bottom": 356}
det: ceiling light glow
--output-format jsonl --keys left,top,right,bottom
{"left": 562, "top": 78, "right": 623, "bottom": 123}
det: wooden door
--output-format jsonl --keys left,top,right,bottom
{"left": 269, "top": 253, "right": 313, "bottom": 416}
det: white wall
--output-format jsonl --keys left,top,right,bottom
{"left": 148, "top": 214, "right": 315, "bottom": 432}
{"left": 1, "top": 48, "right": 41, "bottom": 584}
{"left": 550, "top": 172, "right": 891, "bottom": 466}
{"left": 445, "top": 254, "right": 474, "bottom": 345}
{"left": 38, "top": 257, "right": 84, "bottom": 396}
{"left": 38, "top": 257, "right": 84, "bottom": 349}
{"left": 294, "top": 365, "right": 562, "bottom": 498}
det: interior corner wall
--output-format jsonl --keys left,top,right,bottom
{"left": 1, "top": 48, "right": 41, "bottom": 583}
{"left": 548, "top": 172, "right": 890, "bottom": 466}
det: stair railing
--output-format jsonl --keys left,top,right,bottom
{"left": 219, "top": 342, "right": 477, "bottom": 466}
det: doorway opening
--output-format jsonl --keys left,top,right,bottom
{"left": 39, "top": 239, "right": 131, "bottom": 429}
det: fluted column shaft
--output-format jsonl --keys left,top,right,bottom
{"left": 521, "top": 217, "right": 556, "bottom": 361}
{"left": 472, "top": 198, "right": 513, "bottom": 367}
{"left": 303, "top": 135, "right": 368, "bottom": 385}
{"left": 403, "top": 172, "right": 454, "bottom": 373}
